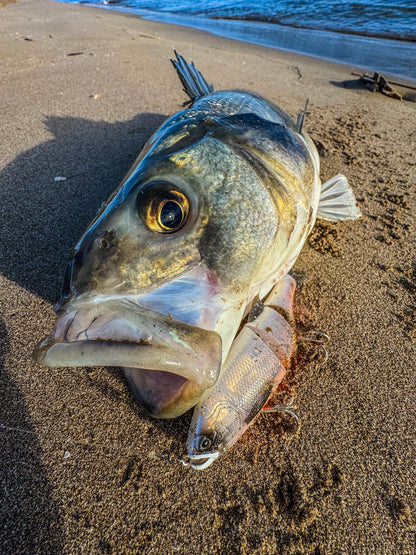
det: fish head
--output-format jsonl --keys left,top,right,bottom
{"left": 186, "top": 397, "right": 244, "bottom": 470}
{"left": 34, "top": 111, "right": 300, "bottom": 418}
{"left": 35, "top": 164, "right": 223, "bottom": 417}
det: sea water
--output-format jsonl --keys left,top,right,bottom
{"left": 58, "top": 0, "right": 416, "bottom": 80}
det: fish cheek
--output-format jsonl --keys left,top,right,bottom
{"left": 83, "top": 227, "right": 200, "bottom": 293}
{"left": 127, "top": 238, "right": 202, "bottom": 290}
{"left": 76, "top": 228, "right": 202, "bottom": 299}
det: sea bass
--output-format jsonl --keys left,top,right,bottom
{"left": 34, "top": 51, "right": 361, "bottom": 468}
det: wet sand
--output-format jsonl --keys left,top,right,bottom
{"left": 1, "top": 0, "right": 415, "bottom": 553}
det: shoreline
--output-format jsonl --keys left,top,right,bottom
{"left": 1, "top": 0, "right": 415, "bottom": 553}
{"left": 213, "top": 16, "right": 416, "bottom": 44}
{"left": 60, "top": 0, "right": 416, "bottom": 81}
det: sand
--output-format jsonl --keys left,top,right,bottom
{"left": 1, "top": 1, "right": 415, "bottom": 553}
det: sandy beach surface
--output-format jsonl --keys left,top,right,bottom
{"left": 1, "top": 1, "right": 415, "bottom": 553}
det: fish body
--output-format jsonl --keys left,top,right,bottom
{"left": 34, "top": 52, "right": 360, "bottom": 464}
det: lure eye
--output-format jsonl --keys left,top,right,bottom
{"left": 137, "top": 182, "right": 189, "bottom": 234}
{"left": 199, "top": 436, "right": 213, "bottom": 451}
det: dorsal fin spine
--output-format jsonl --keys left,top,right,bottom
{"left": 296, "top": 98, "right": 309, "bottom": 133}
{"left": 170, "top": 49, "right": 214, "bottom": 101}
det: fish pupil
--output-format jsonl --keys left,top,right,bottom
{"left": 159, "top": 200, "right": 183, "bottom": 230}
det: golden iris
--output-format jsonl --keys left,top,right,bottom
{"left": 144, "top": 188, "right": 189, "bottom": 233}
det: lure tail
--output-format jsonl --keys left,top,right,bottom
{"left": 170, "top": 49, "right": 214, "bottom": 101}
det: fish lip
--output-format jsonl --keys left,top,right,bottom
{"left": 34, "top": 296, "right": 222, "bottom": 389}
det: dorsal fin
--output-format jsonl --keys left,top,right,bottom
{"left": 295, "top": 98, "right": 309, "bottom": 133}
{"left": 170, "top": 49, "right": 214, "bottom": 102}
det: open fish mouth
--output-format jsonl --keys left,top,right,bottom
{"left": 34, "top": 297, "right": 223, "bottom": 415}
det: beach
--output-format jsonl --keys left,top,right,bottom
{"left": 1, "top": 0, "right": 415, "bottom": 553}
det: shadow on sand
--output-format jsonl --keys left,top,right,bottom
{"left": 330, "top": 78, "right": 370, "bottom": 91}
{"left": 0, "top": 319, "right": 63, "bottom": 553}
{"left": 0, "top": 112, "right": 167, "bottom": 303}
{"left": 0, "top": 112, "right": 168, "bottom": 551}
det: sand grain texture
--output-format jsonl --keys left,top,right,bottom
{"left": 1, "top": 1, "right": 415, "bottom": 553}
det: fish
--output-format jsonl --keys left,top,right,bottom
{"left": 34, "top": 50, "right": 361, "bottom": 468}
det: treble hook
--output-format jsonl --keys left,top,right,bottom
{"left": 262, "top": 397, "right": 300, "bottom": 427}
{"left": 150, "top": 450, "right": 190, "bottom": 467}
{"left": 297, "top": 330, "right": 329, "bottom": 364}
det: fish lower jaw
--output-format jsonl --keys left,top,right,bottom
{"left": 34, "top": 299, "right": 223, "bottom": 406}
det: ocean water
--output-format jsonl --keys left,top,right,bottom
{"left": 58, "top": 0, "right": 416, "bottom": 79}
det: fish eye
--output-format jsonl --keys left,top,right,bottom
{"left": 137, "top": 182, "right": 189, "bottom": 234}
{"left": 158, "top": 199, "right": 184, "bottom": 230}
{"left": 199, "top": 436, "right": 213, "bottom": 451}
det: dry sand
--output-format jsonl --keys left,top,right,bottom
{"left": 1, "top": 0, "right": 415, "bottom": 553}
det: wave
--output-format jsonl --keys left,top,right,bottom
{"left": 94, "top": 0, "right": 416, "bottom": 42}
{"left": 58, "top": 0, "right": 416, "bottom": 80}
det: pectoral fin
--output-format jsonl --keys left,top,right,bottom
{"left": 317, "top": 174, "right": 362, "bottom": 221}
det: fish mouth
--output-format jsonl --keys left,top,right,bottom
{"left": 34, "top": 297, "right": 222, "bottom": 416}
